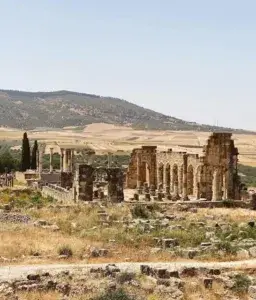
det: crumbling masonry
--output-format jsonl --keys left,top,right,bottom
{"left": 126, "top": 133, "right": 241, "bottom": 200}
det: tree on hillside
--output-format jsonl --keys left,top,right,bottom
{"left": 31, "top": 140, "right": 38, "bottom": 170}
{"left": 0, "top": 150, "right": 17, "bottom": 173}
{"left": 21, "top": 132, "right": 30, "bottom": 171}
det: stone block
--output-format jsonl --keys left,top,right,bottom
{"left": 203, "top": 278, "right": 213, "bottom": 289}
{"left": 249, "top": 286, "right": 256, "bottom": 299}
{"left": 145, "top": 193, "right": 151, "bottom": 201}
{"left": 249, "top": 246, "right": 256, "bottom": 258}
{"left": 181, "top": 267, "right": 197, "bottom": 277}
{"left": 162, "top": 238, "right": 179, "bottom": 249}
{"left": 133, "top": 193, "right": 139, "bottom": 201}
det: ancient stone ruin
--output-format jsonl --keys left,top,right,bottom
{"left": 12, "top": 132, "right": 243, "bottom": 203}
{"left": 126, "top": 133, "right": 241, "bottom": 201}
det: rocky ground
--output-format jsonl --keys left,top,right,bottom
{"left": 2, "top": 188, "right": 256, "bottom": 299}
{"left": 1, "top": 261, "right": 256, "bottom": 299}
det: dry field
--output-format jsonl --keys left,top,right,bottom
{"left": 1, "top": 123, "right": 256, "bottom": 166}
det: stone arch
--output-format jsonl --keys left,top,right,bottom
{"left": 179, "top": 165, "right": 183, "bottom": 194}
{"left": 172, "top": 164, "right": 178, "bottom": 195}
{"left": 158, "top": 163, "right": 164, "bottom": 188}
{"left": 187, "top": 165, "right": 194, "bottom": 195}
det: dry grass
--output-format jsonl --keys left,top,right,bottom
{"left": 183, "top": 279, "right": 249, "bottom": 300}
{"left": 18, "top": 291, "right": 60, "bottom": 300}
{"left": 194, "top": 207, "right": 256, "bottom": 223}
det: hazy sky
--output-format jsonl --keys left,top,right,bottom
{"left": 0, "top": 0, "right": 255, "bottom": 130}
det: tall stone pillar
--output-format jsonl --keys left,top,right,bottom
{"left": 63, "top": 149, "right": 67, "bottom": 172}
{"left": 107, "top": 168, "right": 124, "bottom": 203}
{"left": 60, "top": 149, "right": 64, "bottom": 172}
{"left": 163, "top": 165, "right": 166, "bottom": 190}
{"left": 78, "top": 164, "right": 94, "bottom": 201}
{"left": 70, "top": 150, "right": 74, "bottom": 173}
{"left": 212, "top": 169, "right": 218, "bottom": 201}
{"left": 136, "top": 152, "right": 142, "bottom": 189}
{"left": 178, "top": 166, "right": 183, "bottom": 194}
{"left": 67, "top": 150, "right": 71, "bottom": 172}
{"left": 182, "top": 154, "right": 189, "bottom": 200}
{"left": 36, "top": 150, "right": 39, "bottom": 172}
{"left": 49, "top": 148, "right": 54, "bottom": 173}
{"left": 38, "top": 150, "right": 43, "bottom": 175}
{"left": 223, "top": 170, "right": 228, "bottom": 200}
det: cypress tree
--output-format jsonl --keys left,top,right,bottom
{"left": 31, "top": 140, "right": 38, "bottom": 170}
{"left": 21, "top": 132, "right": 31, "bottom": 171}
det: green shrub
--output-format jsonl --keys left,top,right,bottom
{"left": 116, "top": 272, "right": 136, "bottom": 284}
{"left": 93, "top": 289, "right": 136, "bottom": 300}
{"left": 58, "top": 245, "right": 73, "bottom": 257}
{"left": 216, "top": 241, "right": 238, "bottom": 255}
{"left": 131, "top": 204, "right": 150, "bottom": 219}
{"left": 232, "top": 273, "right": 251, "bottom": 293}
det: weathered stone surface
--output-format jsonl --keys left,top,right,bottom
{"left": 236, "top": 249, "right": 249, "bottom": 259}
{"left": 203, "top": 278, "right": 213, "bottom": 289}
{"left": 249, "top": 286, "right": 256, "bottom": 299}
{"left": 249, "top": 246, "right": 256, "bottom": 257}
{"left": 78, "top": 164, "right": 94, "bottom": 201}
{"left": 106, "top": 168, "right": 124, "bottom": 203}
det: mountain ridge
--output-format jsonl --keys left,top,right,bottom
{"left": 0, "top": 89, "right": 253, "bottom": 133}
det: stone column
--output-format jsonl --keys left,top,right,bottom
{"left": 49, "top": 148, "right": 54, "bottom": 173}
{"left": 107, "top": 168, "right": 124, "bottom": 203}
{"left": 212, "top": 169, "right": 218, "bottom": 201}
{"left": 182, "top": 154, "right": 189, "bottom": 200}
{"left": 78, "top": 164, "right": 94, "bottom": 201}
{"left": 163, "top": 165, "right": 166, "bottom": 190}
{"left": 63, "top": 149, "right": 67, "bottom": 172}
{"left": 38, "top": 150, "right": 43, "bottom": 175}
{"left": 70, "top": 150, "right": 74, "bottom": 173}
{"left": 67, "top": 149, "right": 71, "bottom": 172}
{"left": 60, "top": 149, "right": 64, "bottom": 172}
{"left": 223, "top": 170, "right": 228, "bottom": 200}
{"left": 136, "top": 152, "right": 142, "bottom": 189}
{"left": 36, "top": 150, "right": 39, "bottom": 172}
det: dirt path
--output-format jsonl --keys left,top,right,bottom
{"left": 1, "top": 259, "right": 256, "bottom": 281}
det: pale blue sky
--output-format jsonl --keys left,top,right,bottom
{"left": 0, "top": 0, "right": 255, "bottom": 130}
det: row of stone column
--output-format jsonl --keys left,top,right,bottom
{"left": 38, "top": 148, "right": 74, "bottom": 174}
{"left": 155, "top": 161, "right": 231, "bottom": 201}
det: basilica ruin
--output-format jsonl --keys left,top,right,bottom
{"left": 126, "top": 132, "right": 241, "bottom": 201}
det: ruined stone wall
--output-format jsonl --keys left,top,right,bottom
{"left": 106, "top": 168, "right": 124, "bottom": 203}
{"left": 60, "top": 172, "right": 73, "bottom": 189}
{"left": 126, "top": 132, "right": 240, "bottom": 201}
{"left": 156, "top": 150, "right": 201, "bottom": 198}
{"left": 202, "top": 132, "right": 240, "bottom": 200}
{"left": 77, "top": 164, "right": 94, "bottom": 201}
{"left": 126, "top": 146, "right": 157, "bottom": 189}
{"left": 42, "top": 184, "right": 74, "bottom": 202}
{"left": 40, "top": 173, "right": 61, "bottom": 185}
{"left": 126, "top": 149, "right": 140, "bottom": 189}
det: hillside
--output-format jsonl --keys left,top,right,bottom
{"left": 0, "top": 89, "right": 252, "bottom": 132}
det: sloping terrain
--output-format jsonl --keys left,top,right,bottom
{"left": 0, "top": 89, "right": 251, "bottom": 132}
